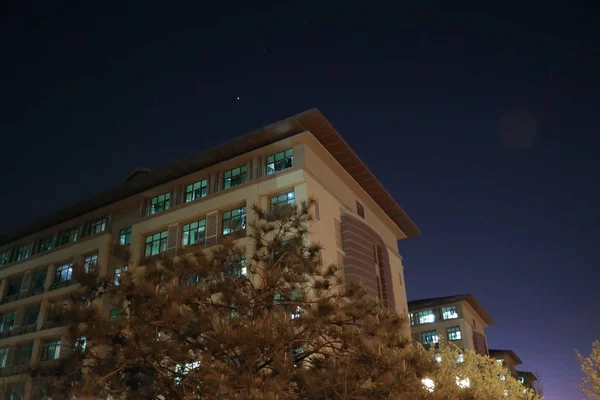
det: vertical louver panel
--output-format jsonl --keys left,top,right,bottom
{"left": 256, "top": 156, "right": 263, "bottom": 178}
{"left": 205, "top": 212, "right": 218, "bottom": 247}
{"left": 166, "top": 224, "right": 179, "bottom": 258}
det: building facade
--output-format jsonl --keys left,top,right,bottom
{"left": 408, "top": 294, "right": 494, "bottom": 355}
{"left": 489, "top": 349, "right": 538, "bottom": 392}
{"left": 0, "top": 109, "right": 419, "bottom": 398}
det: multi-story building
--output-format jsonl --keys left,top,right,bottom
{"left": 408, "top": 294, "right": 494, "bottom": 355}
{"left": 489, "top": 349, "right": 538, "bottom": 392}
{"left": 0, "top": 109, "right": 420, "bottom": 399}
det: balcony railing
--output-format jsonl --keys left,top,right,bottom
{"left": 0, "top": 286, "right": 45, "bottom": 305}
{"left": 48, "top": 279, "right": 73, "bottom": 292}
{"left": 42, "top": 320, "right": 67, "bottom": 331}
{"left": 0, "top": 364, "right": 28, "bottom": 377}
{"left": 0, "top": 324, "right": 38, "bottom": 339}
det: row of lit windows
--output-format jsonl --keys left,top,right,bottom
{"left": 420, "top": 326, "right": 462, "bottom": 344}
{"left": 0, "top": 215, "right": 107, "bottom": 269}
{"left": 145, "top": 149, "right": 294, "bottom": 217}
{"left": 410, "top": 305, "right": 459, "bottom": 326}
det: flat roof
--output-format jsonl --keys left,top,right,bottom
{"left": 0, "top": 109, "right": 420, "bottom": 247}
{"left": 407, "top": 294, "right": 494, "bottom": 325}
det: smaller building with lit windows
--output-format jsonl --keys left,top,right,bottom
{"left": 489, "top": 349, "right": 538, "bottom": 393}
{"left": 407, "top": 294, "right": 494, "bottom": 355}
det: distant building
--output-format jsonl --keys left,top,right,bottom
{"left": 0, "top": 109, "right": 419, "bottom": 398}
{"left": 408, "top": 294, "right": 494, "bottom": 355}
{"left": 490, "top": 349, "right": 538, "bottom": 392}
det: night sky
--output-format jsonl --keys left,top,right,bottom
{"left": 2, "top": 4, "right": 599, "bottom": 398}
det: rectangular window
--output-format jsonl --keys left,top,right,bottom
{"left": 223, "top": 165, "right": 248, "bottom": 189}
{"left": 114, "top": 266, "right": 127, "bottom": 286}
{"left": 110, "top": 309, "right": 124, "bottom": 328}
{"left": 398, "top": 272, "right": 403, "bottom": 286}
{"left": 83, "top": 253, "right": 98, "bottom": 273}
{"left": 41, "top": 339, "right": 61, "bottom": 361}
{"left": 223, "top": 253, "right": 247, "bottom": 278}
{"left": 86, "top": 215, "right": 107, "bottom": 236}
{"left": 6, "top": 277, "right": 22, "bottom": 297}
{"left": 442, "top": 305, "right": 459, "bottom": 320}
{"left": 266, "top": 149, "right": 293, "bottom": 175}
{"left": 0, "top": 311, "right": 15, "bottom": 332}
{"left": 182, "top": 219, "right": 206, "bottom": 246}
{"left": 12, "top": 244, "right": 30, "bottom": 262}
{"left": 145, "top": 231, "right": 168, "bottom": 256}
{"left": 356, "top": 201, "right": 365, "bottom": 218}
{"left": 409, "top": 312, "right": 415, "bottom": 326}
{"left": 9, "top": 383, "right": 24, "bottom": 400}
{"left": 149, "top": 193, "right": 171, "bottom": 215}
{"left": 185, "top": 179, "right": 208, "bottom": 202}
{"left": 15, "top": 343, "right": 33, "bottom": 365}
{"left": 54, "top": 262, "right": 73, "bottom": 284}
{"left": 31, "top": 270, "right": 47, "bottom": 291}
{"left": 222, "top": 206, "right": 247, "bottom": 235}
{"left": 314, "top": 201, "right": 320, "bottom": 221}
{"left": 119, "top": 227, "right": 132, "bottom": 245}
{"left": 23, "top": 305, "right": 40, "bottom": 326}
{"left": 0, "top": 251, "right": 8, "bottom": 267}
{"left": 270, "top": 190, "right": 295, "bottom": 212}
{"left": 447, "top": 326, "right": 462, "bottom": 341}
{"left": 58, "top": 227, "right": 78, "bottom": 246}
{"left": 37, "top": 235, "right": 55, "bottom": 253}
{"left": 0, "top": 347, "right": 8, "bottom": 368}
{"left": 421, "top": 330, "right": 439, "bottom": 345}
{"left": 418, "top": 309, "right": 435, "bottom": 324}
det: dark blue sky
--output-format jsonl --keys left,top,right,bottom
{"left": 2, "top": 3, "right": 599, "bottom": 398}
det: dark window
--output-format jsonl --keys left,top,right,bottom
{"left": 447, "top": 326, "right": 462, "bottom": 341}
{"left": 222, "top": 206, "right": 247, "bottom": 235}
{"left": 110, "top": 309, "right": 124, "bottom": 328}
{"left": 12, "top": 244, "right": 30, "bottom": 262}
{"left": 182, "top": 219, "right": 206, "bottom": 246}
{"left": 0, "top": 347, "right": 8, "bottom": 368}
{"left": 54, "top": 263, "right": 73, "bottom": 284}
{"left": 23, "top": 305, "right": 40, "bottom": 326}
{"left": 356, "top": 201, "right": 365, "bottom": 218}
{"left": 83, "top": 253, "right": 98, "bottom": 273}
{"left": 185, "top": 179, "right": 208, "bottom": 202}
{"left": 41, "top": 339, "right": 61, "bottom": 361}
{"left": 6, "top": 277, "right": 22, "bottom": 297}
{"left": 86, "top": 215, "right": 107, "bottom": 236}
{"left": 15, "top": 343, "right": 33, "bottom": 365}
{"left": 0, "top": 311, "right": 15, "bottom": 332}
{"left": 266, "top": 149, "right": 293, "bottom": 175}
{"left": 0, "top": 251, "right": 9, "bottom": 267}
{"left": 421, "top": 330, "right": 439, "bottom": 345}
{"left": 145, "top": 231, "right": 168, "bottom": 256}
{"left": 442, "top": 305, "right": 458, "bottom": 320}
{"left": 149, "top": 193, "right": 171, "bottom": 215}
{"left": 37, "top": 236, "right": 55, "bottom": 253}
{"left": 119, "top": 227, "right": 132, "bottom": 245}
{"left": 224, "top": 165, "right": 248, "bottom": 189}
{"left": 9, "top": 382, "right": 24, "bottom": 400}
{"left": 31, "top": 270, "right": 47, "bottom": 290}
{"left": 58, "top": 227, "right": 78, "bottom": 246}
{"left": 314, "top": 201, "right": 320, "bottom": 221}
{"left": 270, "top": 190, "right": 295, "bottom": 212}
{"left": 223, "top": 253, "right": 247, "bottom": 278}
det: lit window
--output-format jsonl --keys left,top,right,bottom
{"left": 222, "top": 206, "right": 246, "bottom": 235}
{"left": 0, "top": 251, "right": 8, "bottom": 267}
{"left": 496, "top": 358, "right": 503, "bottom": 366}
{"left": 519, "top": 376, "right": 525, "bottom": 384}
{"left": 114, "top": 267, "right": 127, "bottom": 286}
{"left": 41, "top": 339, "right": 61, "bottom": 361}
{"left": 447, "top": 326, "right": 462, "bottom": 341}
{"left": 356, "top": 201, "right": 365, "bottom": 218}
{"left": 409, "top": 312, "right": 415, "bottom": 326}
{"left": 182, "top": 219, "right": 206, "bottom": 246}
{"left": 270, "top": 190, "right": 295, "bottom": 211}
{"left": 435, "top": 354, "right": 442, "bottom": 363}
{"left": 12, "top": 243, "right": 30, "bottom": 262}
{"left": 58, "top": 227, "right": 78, "bottom": 246}
{"left": 86, "top": 215, "right": 107, "bottom": 236}
{"left": 457, "top": 353, "right": 464, "bottom": 363}
{"left": 266, "top": 149, "right": 293, "bottom": 175}
{"left": 149, "top": 193, "right": 171, "bottom": 215}
{"left": 223, "top": 254, "right": 247, "bottom": 278}
{"left": 500, "top": 374, "right": 506, "bottom": 381}
{"left": 418, "top": 309, "right": 435, "bottom": 324}
{"left": 421, "top": 330, "right": 439, "bottom": 345}
{"left": 145, "top": 231, "right": 168, "bottom": 256}
{"left": 456, "top": 377, "right": 470, "bottom": 388}
{"left": 504, "top": 389, "right": 509, "bottom": 396}
{"left": 54, "top": 262, "right": 73, "bottom": 284}
{"left": 224, "top": 165, "right": 248, "bottom": 189}
{"left": 422, "top": 378, "right": 435, "bottom": 392}
{"left": 0, "top": 347, "right": 8, "bottom": 368}
{"left": 442, "top": 305, "right": 459, "bottom": 320}
{"left": 185, "top": 179, "right": 208, "bottom": 202}
{"left": 37, "top": 236, "right": 55, "bottom": 253}
{"left": 83, "top": 253, "right": 98, "bottom": 273}
{"left": 75, "top": 336, "right": 87, "bottom": 352}
{"left": 119, "top": 227, "right": 132, "bottom": 245}
{"left": 0, "top": 311, "right": 15, "bottom": 332}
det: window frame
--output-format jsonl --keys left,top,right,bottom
{"left": 266, "top": 149, "right": 293, "bottom": 175}
{"left": 421, "top": 330, "right": 439, "bottom": 345}
{"left": 417, "top": 309, "right": 435, "bottom": 324}
{"left": 83, "top": 252, "right": 99, "bottom": 273}
{"left": 149, "top": 192, "right": 171, "bottom": 215}
{"left": 86, "top": 215, "right": 107, "bottom": 236}
{"left": 37, "top": 235, "right": 55, "bottom": 253}
{"left": 447, "top": 326, "right": 462, "bottom": 341}
{"left": 54, "top": 262, "right": 73, "bottom": 285}
{"left": 41, "top": 339, "right": 61, "bottom": 361}
{"left": 185, "top": 179, "right": 208, "bottom": 202}
{"left": 223, "top": 165, "right": 248, "bottom": 189}
{"left": 222, "top": 206, "right": 247, "bottom": 236}
{"left": 58, "top": 227, "right": 78, "bottom": 247}
{"left": 12, "top": 243, "right": 30, "bottom": 262}
{"left": 23, "top": 305, "right": 40, "bottom": 327}
{"left": 144, "top": 230, "right": 168, "bottom": 257}
{"left": 356, "top": 201, "right": 365, "bottom": 218}
{"left": 119, "top": 227, "right": 132, "bottom": 245}
{"left": 441, "top": 305, "right": 459, "bottom": 320}
{"left": 0, "top": 251, "right": 8, "bottom": 267}
{"left": 0, "top": 311, "right": 15, "bottom": 332}
{"left": 182, "top": 219, "right": 206, "bottom": 246}
{"left": 15, "top": 343, "right": 33, "bottom": 365}
{"left": 270, "top": 190, "right": 295, "bottom": 212}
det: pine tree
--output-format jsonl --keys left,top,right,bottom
{"left": 36, "top": 200, "right": 431, "bottom": 399}
{"left": 578, "top": 340, "right": 600, "bottom": 399}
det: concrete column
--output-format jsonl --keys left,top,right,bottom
{"left": 30, "top": 338, "right": 42, "bottom": 368}
{"left": 44, "top": 264, "right": 56, "bottom": 290}
{"left": 0, "top": 278, "right": 6, "bottom": 302}
{"left": 37, "top": 300, "right": 49, "bottom": 331}
{"left": 24, "top": 376, "right": 33, "bottom": 400}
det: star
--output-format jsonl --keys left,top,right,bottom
{"left": 236, "top": 97, "right": 240, "bottom": 100}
